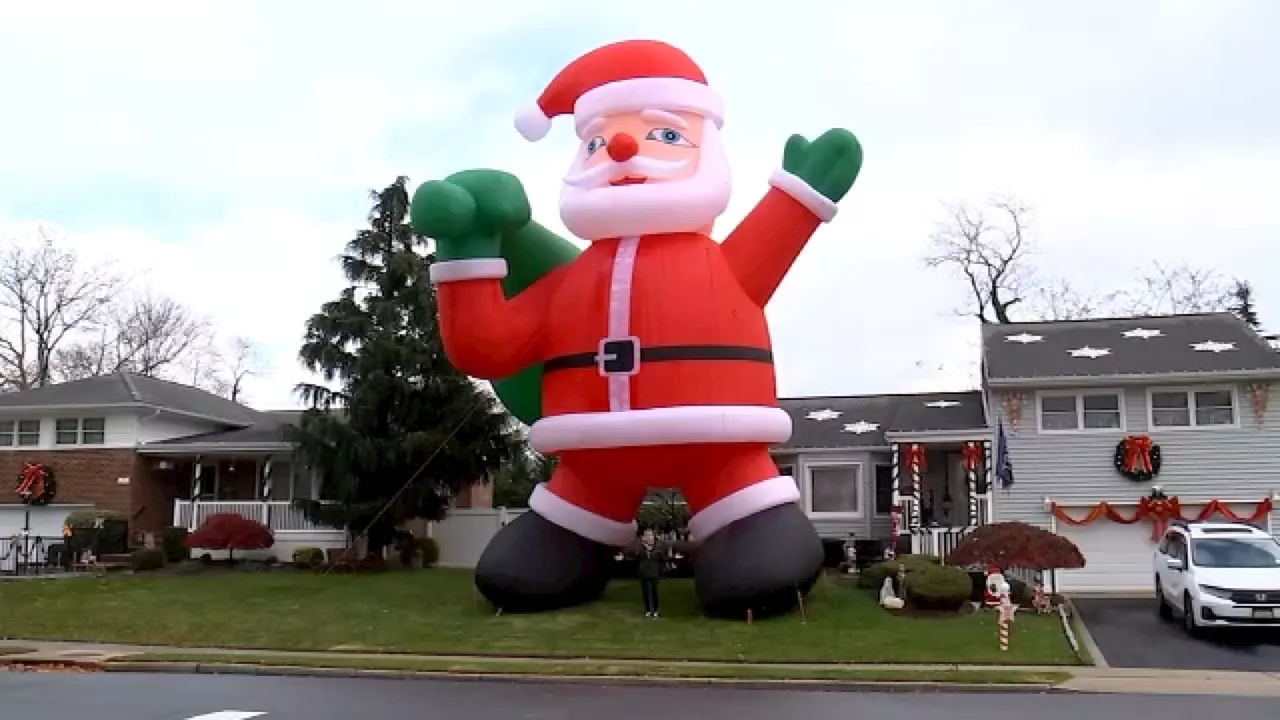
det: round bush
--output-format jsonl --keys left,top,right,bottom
{"left": 904, "top": 564, "right": 974, "bottom": 612}
{"left": 129, "top": 548, "right": 166, "bottom": 572}
{"left": 160, "top": 526, "right": 190, "bottom": 563}
{"left": 292, "top": 546, "right": 325, "bottom": 569}
{"left": 416, "top": 537, "right": 440, "bottom": 567}
{"left": 856, "top": 553, "right": 941, "bottom": 589}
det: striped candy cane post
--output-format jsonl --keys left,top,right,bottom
{"left": 909, "top": 444, "right": 923, "bottom": 532}
{"left": 999, "top": 616, "right": 1009, "bottom": 651}
{"left": 888, "top": 443, "right": 901, "bottom": 558}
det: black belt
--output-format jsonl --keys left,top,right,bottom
{"left": 543, "top": 341, "right": 774, "bottom": 375}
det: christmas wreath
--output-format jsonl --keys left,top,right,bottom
{"left": 1114, "top": 435, "right": 1161, "bottom": 482}
{"left": 15, "top": 462, "right": 56, "bottom": 506}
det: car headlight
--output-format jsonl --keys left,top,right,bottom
{"left": 1198, "top": 585, "right": 1234, "bottom": 600}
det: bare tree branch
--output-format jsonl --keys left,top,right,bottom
{"left": 1114, "top": 262, "right": 1232, "bottom": 316}
{"left": 0, "top": 227, "right": 119, "bottom": 390}
{"left": 55, "top": 290, "right": 211, "bottom": 381}
{"left": 203, "top": 336, "right": 264, "bottom": 403}
{"left": 1031, "top": 278, "right": 1121, "bottom": 321}
{"left": 923, "top": 195, "right": 1035, "bottom": 324}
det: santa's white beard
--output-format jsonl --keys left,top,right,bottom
{"left": 558, "top": 125, "right": 733, "bottom": 241}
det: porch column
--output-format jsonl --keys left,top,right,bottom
{"left": 907, "top": 443, "right": 923, "bottom": 532}
{"left": 964, "top": 441, "right": 980, "bottom": 528}
{"left": 889, "top": 442, "right": 901, "bottom": 558}
{"left": 190, "top": 457, "right": 203, "bottom": 531}
{"left": 982, "top": 439, "right": 994, "bottom": 524}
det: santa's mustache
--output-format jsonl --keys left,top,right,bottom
{"left": 562, "top": 157, "right": 690, "bottom": 188}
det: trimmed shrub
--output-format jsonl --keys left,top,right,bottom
{"left": 64, "top": 509, "right": 126, "bottom": 528}
{"left": 292, "top": 546, "right": 325, "bottom": 569}
{"left": 187, "top": 513, "right": 274, "bottom": 561}
{"left": 857, "top": 554, "right": 941, "bottom": 590}
{"left": 129, "top": 548, "right": 165, "bottom": 572}
{"left": 948, "top": 521, "right": 1085, "bottom": 571}
{"left": 904, "top": 564, "right": 974, "bottom": 612}
{"left": 415, "top": 537, "right": 440, "bottom": 568}
{"left": 160, "top": 526, "right": 189, "bottom": 563}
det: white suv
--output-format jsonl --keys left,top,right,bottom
{"left": 1154, "top": 520, "right": 1280, "bottom": 634}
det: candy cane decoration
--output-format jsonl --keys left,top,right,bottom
{"left": 907, "top": 443, "right": 924, "bottom": 531}
{"left": 888, "top": 443, "right": 901, "bottom": 558}
{"left": 962, "top": 442, "right": 981, "bottom": 527}
{"left": 997, "top": 591, "right": 1019, "bottom": 651}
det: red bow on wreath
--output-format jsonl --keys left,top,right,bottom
{"left": 905, "top": 443, "right": 927, "bottom": 472}
{"left": 16, "top": 462, "right": 46, "bottom": 499}
{"left": 961, "top": 442, "right": 983, "bottom": 471}
{"left": 1121, "top": 436, "right": 1154, "bottom": 474}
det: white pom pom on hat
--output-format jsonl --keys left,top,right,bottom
{"left": 513, "top": 104, "right": 552, "bottom": 142}
{"left": 512, "top": 39, "right": 724, "bottom": 143}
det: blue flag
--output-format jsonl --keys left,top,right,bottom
{"left": 994, "top": 419, "right": 1015, "bottom": 490}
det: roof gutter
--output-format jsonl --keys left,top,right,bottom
{"left": 986, "top": 367, "right": 1280, "bottom": 389}
{"left": 885, "top": 429, "right": 992, "bottom": 443}
{"left": 0, "top": 401, "right": 256, "bottom": 428}
{"left": 770, "top": 445, "right": 893, "bottom": 455}
{"left": 137, "top": 442, "right": 293, "bottom": 455}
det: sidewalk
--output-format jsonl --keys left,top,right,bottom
{"left": 4, "top": 640, "right": 1280, "bottom": 696}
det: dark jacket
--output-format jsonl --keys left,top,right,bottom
{"left": 627, "top": 539, "right": 671, "bottom": 580}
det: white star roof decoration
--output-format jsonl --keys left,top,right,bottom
{"left": 1191, "top": 340, "right": 1236, "bottom": 353}
{"left": 806, "top": 408, "right": 842, "bottom": 421}
{"left": 1122, "top": 327, "right": 1163, "bottom": 339}
{"left": 1005, "top": 332, "right": 1045, "bottom": 344}
{"left": 924, "top": 399, "right": 961, "bottom": 408}
{"left": 841, "top": 421, "right": 880, "bottom": 434}
{"left": 1068, "top": 346, "right": 1111, "bottom": 359}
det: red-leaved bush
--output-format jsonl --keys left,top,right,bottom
{"left": 948, "top": 521, "right": 1086, "bottom": 571}
{"left": 187, "top": 513, "right": 274, "bottom": 561}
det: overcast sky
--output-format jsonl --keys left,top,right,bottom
{"left": 1, "top": 0, "right": 1276, "bottom": 409}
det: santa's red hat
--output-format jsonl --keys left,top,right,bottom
{"left": 514, "top": 39, "right": 725, "bottom": 142}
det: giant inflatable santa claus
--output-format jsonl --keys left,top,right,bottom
{"left": 411, "top": 39, "right": 863, "bottom": 618}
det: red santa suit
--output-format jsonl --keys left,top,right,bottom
{"left": 429, "top": 41, "right": 840, "bottom": 548}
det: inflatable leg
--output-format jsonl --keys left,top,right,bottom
{"left": 490, "top": 222, "right": 581, "bottom": 426}
{"left": 474, "top": 453, "right": 645, "bottom": 612}
{"left": 681, "top": 445, "right": 824, "bottom": 619}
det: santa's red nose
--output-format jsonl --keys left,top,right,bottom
{"left": 606, "top": 132, "right": 639, "bottom": 162}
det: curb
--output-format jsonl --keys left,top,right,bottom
{"left": 95, "top": 660, "right": 1069, "bottom": 694}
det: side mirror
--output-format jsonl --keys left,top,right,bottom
{"left": 1166, "top": 557, "right": 1184, "bottom": 571}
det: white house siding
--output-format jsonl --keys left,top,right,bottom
{"left": 135, "top": 411, "right": 225, "bottom": 444}
{"left": 989, "top": 382, "right": 1280, "bottom": 590}
{"left": 6, "top": 412, "right": 138, "bottom": 450}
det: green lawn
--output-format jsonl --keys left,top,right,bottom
{"left": 0, "top": 568, "right": 1080, "bottom": 665}
{"left": 112, "top": 652, "right": 1071, "bottom": 685}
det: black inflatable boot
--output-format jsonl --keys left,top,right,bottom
{"left": 692, "top": 502, "right": 825, "bottom": 619}
{"left": 474, "top": 511, "right": 617, "bottom": 613}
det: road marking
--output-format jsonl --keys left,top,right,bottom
{"left": 185, "top": 713, "right": 266, "bottom": 720}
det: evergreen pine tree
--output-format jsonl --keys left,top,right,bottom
{"left": 287, "top": 176, "right": 523, "bottom": 554}
{"left": 1228, "top": 279, "right": 1261, "bottom": 330}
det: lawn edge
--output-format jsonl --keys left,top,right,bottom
{"left": 89, "top": 660, "right": 1071, "bottom": 693}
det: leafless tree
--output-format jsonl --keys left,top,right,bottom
{"left": 925, "top": 196, "right": 1238, "bottom": 324}
{"left": 1115, "top": 262, "right": 1232, "bottom": 316}
{"left": 0, "top": 227, "right": 119, "bottom": 390}
{"left": 199, "top": 336, "right": 264, "bottom": 403}
{"left": 923, "top": 196, "right": 1036, "bottom": 324}
{"left": 55, "top": 291, "right": 210, "bottom": 381}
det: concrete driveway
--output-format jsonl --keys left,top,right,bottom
{"left": 1074, "top": 598, "right": 1280, "bottom": 671}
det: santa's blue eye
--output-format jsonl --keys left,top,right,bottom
{"left": 586, "top": 136, "right": 607, "bottom": 155}
{"left": 646, "top": 128, "right": 693, "bottom": 146}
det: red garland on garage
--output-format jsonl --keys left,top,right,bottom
{"left": 1050, "top": 489, "right": 1274, "bottom": 541}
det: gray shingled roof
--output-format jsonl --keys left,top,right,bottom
{"left": 778, "top": 391, "right": 988, "bottom": 450}
{"left": 0, "top": 372, "right": 262, "bottom": 425}
{"left": 983, "top": 313, "right": 1280, "bottom": 385}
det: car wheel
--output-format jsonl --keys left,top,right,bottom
{"left": 1156, "top": 579, "right": 1173, "bottom": 620}
{"left": 1182, "top": 592, "right": 1199, "bottom": 636}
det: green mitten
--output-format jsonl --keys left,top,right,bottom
{"left": 411, "top": 169, "right": 532, "bottom": 261}
{"left": 781, "top": 129, "right": 864, "bottom": 204}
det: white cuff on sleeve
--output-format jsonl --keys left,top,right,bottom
{"left": 768, "top": 168, "right": 839, "bottom": 223}
{"left": 429, "top": 258, "right": 508, "bottom": 284}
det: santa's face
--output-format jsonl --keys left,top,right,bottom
{"left": 559, "top": 108, "right": 732, "bottom": 241}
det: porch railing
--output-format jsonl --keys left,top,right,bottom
{"left": 173, "top": 501, "right": 342, "bottom": 534}
{"left": 911, "top": 526, "right": 974, "bottom": 561}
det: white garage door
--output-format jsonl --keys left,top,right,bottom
{"left": 0, "top": 505, "right": 78, "bottom": 538}
{"left": 1055, "top": 520, "right": 1158, "bottom": 593}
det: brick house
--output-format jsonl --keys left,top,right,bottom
{"left": 0, "top": 372, "right": 490, "bottom": 560}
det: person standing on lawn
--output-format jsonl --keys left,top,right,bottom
{"left": 623, "top": 527, "right": 671, "bottom": 617}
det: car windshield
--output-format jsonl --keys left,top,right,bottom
{"left": 1192, "top": 537, "right": 1280, "bottom": 568}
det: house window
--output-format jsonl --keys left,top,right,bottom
{"left": 806, "top": 463, "right": 861, "bottom": 516}
{"left": 1150, "top": 388, "right": 1237, "bottom": 428}
{"left": 0, "top": 421, "right": 12, "bottom": 447}
{"left": 776, "top": 463, "right": 797, "bottom": 489}
{"left": 1038, "top": 392, "right": 1123, "bottom": 432}
{"left": 16, "top": 420, "right": 40, "bottom": 446}
{"left": 874, "top": 464, "right": 894, "bottom": 515}
{"left": 55, "top": 418, "right": 106, "bottom": 445}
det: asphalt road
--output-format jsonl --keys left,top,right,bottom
{"left": 1075, "top": 598, "right": 1280, "bottom": 671}
{"left": 1, "top": 672, "right": 1277, "bottom": 720}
